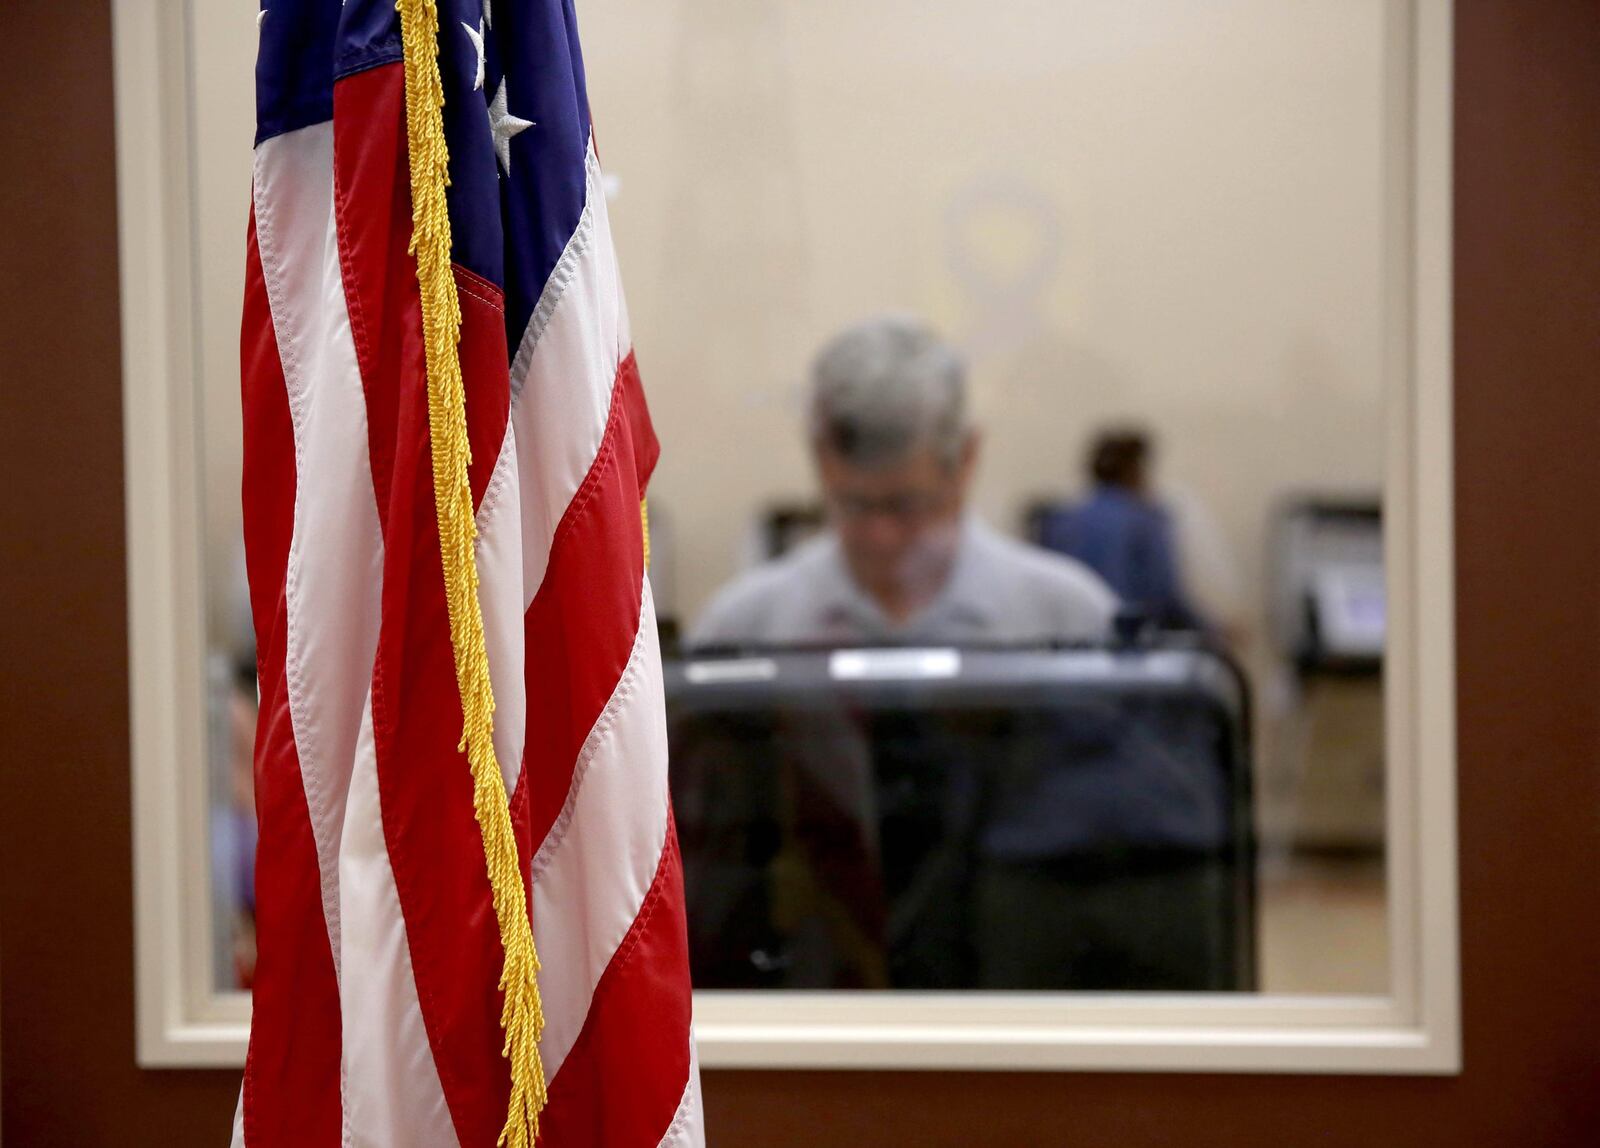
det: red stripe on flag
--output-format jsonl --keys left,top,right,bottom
{"left": 332, "top": 63, "right": 505, "bottom": 532}
{"left": 615, "top": 350, "right": 659, "bottom": 491}
{"left": 514, "top": 352, "right": 648, "bottom": 858}
{"left": 535, "top": 807, "right": 696, "bottom": 1146}
{"left": 240, "top": 213, "right": 300, "bottom": 653}
{"left": 452, "top": 262, "right": 513, "bottom": 503}
{"left": 334, "top": 60, "right": 516, "bottom": 1146}
{"left": 331, "top": 63, "right": 410, "bottom": 524}
{"left": 240, "top": 210, "right": 344, "bottom": 1147}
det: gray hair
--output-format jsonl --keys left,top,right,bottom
{"left": 807, "top": 316, "right": 970, "bottom": 469}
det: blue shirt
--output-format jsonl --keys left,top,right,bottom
{"left": 1038, "top": 487, "right": 1203, "bottom": 631}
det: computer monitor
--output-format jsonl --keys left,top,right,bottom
{"left": 666, "top": 644, "right": 1255, "bottom": 992}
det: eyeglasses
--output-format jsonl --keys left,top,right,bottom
{"left": 827, "top": 488, "right": 952, "bottom": 523}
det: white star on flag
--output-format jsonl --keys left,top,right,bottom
{"left": 487, "top": 77, "right": 533, "bottom": 174}
{"left": 462, "top": 19, "right": 485, "bottom": 91}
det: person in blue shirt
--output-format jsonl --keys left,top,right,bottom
{"left": 1038, "top": 429, "right": 1206, "bottom": 633}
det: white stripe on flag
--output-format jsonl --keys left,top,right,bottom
{"left": 509, "top": 140, "right": 627, "bottom": 613}
{"left": 337, "top": 697, "right": 460, "bottom": 1148}
{"left": 474, "top": 427, "right": 528, "bottom": 797}
{"left": 530, "top": 579, "right": 672, "bottom": 1083}
{"left": 657, "top": 1035, "right": 706, "bottom": 1148}
{"left": 251, "top": 121, "right": 381, "bottom": 986}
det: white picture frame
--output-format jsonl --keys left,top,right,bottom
{"left": 117, "top": 0, "right": 1458, "bottom": 1073}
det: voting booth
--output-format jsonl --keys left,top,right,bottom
{"left": 666, "top": 644, "right": 1257, "bottom": 992}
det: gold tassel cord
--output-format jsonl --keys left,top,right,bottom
{"left": 394, "top": 1, "right": 547, "bottom": 1143}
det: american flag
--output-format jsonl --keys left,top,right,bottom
{"left": 236, "top": 0, "right": 701, "bottom": 1143}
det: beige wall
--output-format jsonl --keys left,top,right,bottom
{"left": 194, "top": 0, "right": 1388, "bottom": 653}
{"left": 580, "top": 0, "right": 1388, "bottom": 637}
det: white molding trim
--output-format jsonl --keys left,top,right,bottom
{"left": 116, "top": 0, "right": 221, "bottom": 1069}
{"left": 118, "top": 0, "right": 1459, "bottom": 1073}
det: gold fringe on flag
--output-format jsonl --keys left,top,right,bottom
{"left": 394, "top": 1, "right": 547, "bottom": 1143}
{"left": 641, "top": 498, "right": 651, "bottom": 569}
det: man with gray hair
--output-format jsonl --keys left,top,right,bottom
{"left": 690, "top": 315, "right": 1117, "bottom": 646}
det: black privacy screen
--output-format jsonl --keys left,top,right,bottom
{"left": 665, "top": 647, "right": 1255, "bottom": 993}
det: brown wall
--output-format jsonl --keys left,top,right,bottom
{"left": 0, "top": 3, "right": 241, "bottom": 1145}
{"left": 2, "top": 1, "right": 1597, "bottom": 1145}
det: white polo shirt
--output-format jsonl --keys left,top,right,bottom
{"left": 688, "top": 518, "right": 1118, "bottom": 648}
